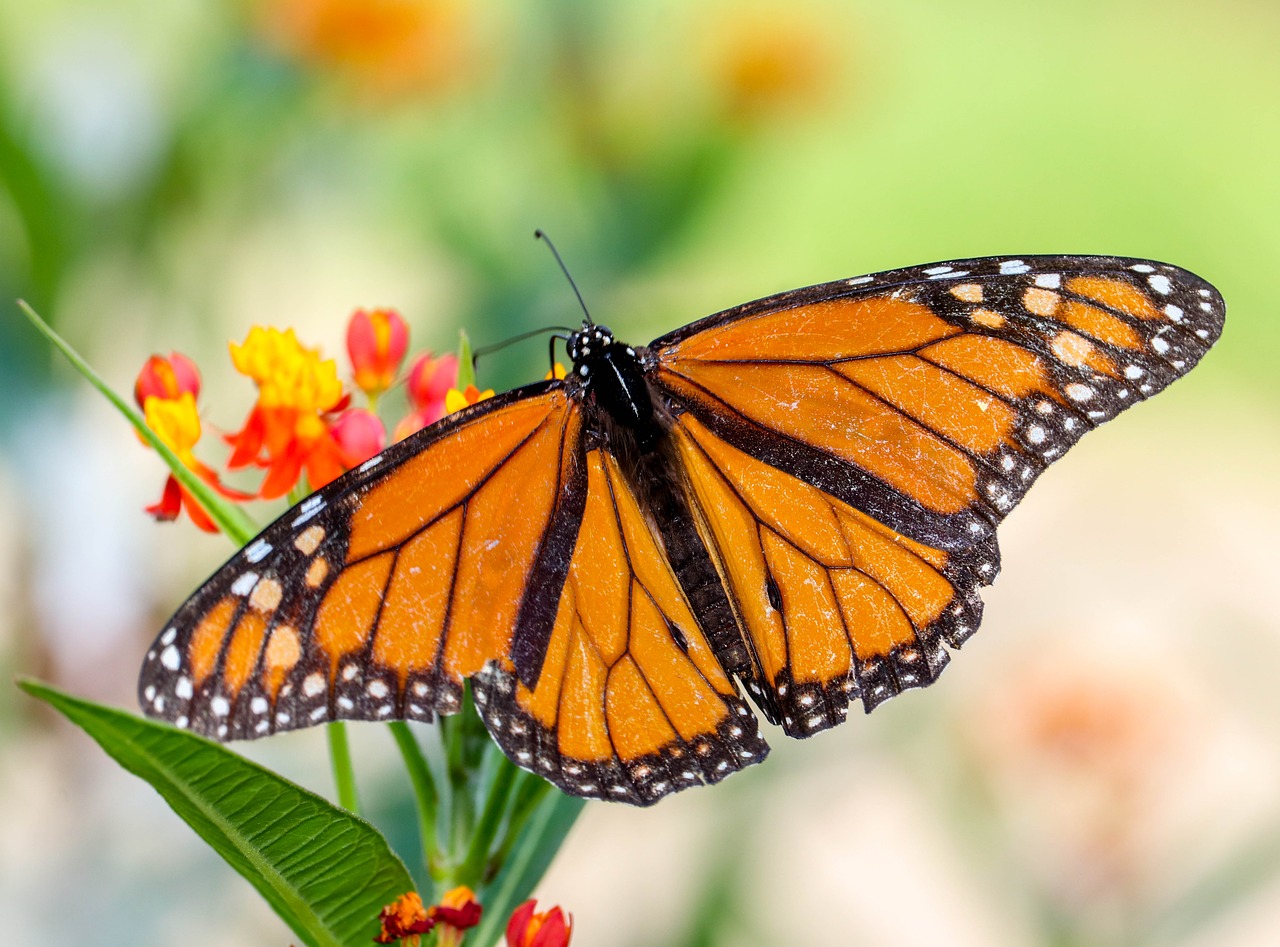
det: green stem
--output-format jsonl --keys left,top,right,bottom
{"left": 327, "top": 722, "right": 360, "bottom": 814}
{"left": 388, "top": 721, "right": 441, "bottom": 880}
{"left": 490, "top": 773, "right": 551, "bottom": 873}
{"left": 457, "top": 754, "right": 518, "bottom": 888}
{"left": 17, "top": 300, "right": 258, "bottom": 544}
{"left": 456, "top": 330, "right": 476, "bottom": 389}
{"left": 437, "top": 704, "right": 472, "bottom": 879}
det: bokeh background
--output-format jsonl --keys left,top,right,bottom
{"left": 2, "top": 0, "right": 1279, "bottom": 944}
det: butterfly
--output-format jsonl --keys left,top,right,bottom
{"left": 139, "top": 255, "right": 1224, "bottom": 806}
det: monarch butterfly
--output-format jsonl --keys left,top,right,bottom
{"left": 139, "top": 254, "right": 1224, "bottom": 806}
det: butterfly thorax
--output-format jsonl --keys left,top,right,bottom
{"left": 567, "top": 323, "right": 657, "bottom": 448}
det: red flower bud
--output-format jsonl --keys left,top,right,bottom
{"left": 134, "top": 352, "right": 201, "bottom": 407}
{"left": 506, "top": 899, "right": 572, "bottom": 947}
{"left": 348, "top": 308, "right": 409, "bottom": 397}
{"left": 330, "top": 408, "right": 387, "bottom": 468}
{"left": 405, "top": 351, "right": 459, "bottom": 413}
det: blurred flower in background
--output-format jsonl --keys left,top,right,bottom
{"left": 253, "top": 0, "right": 472, "bottom": 100}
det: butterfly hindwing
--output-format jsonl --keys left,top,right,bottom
{"left": 672, "top": 413, "right": 988, "bottom": 733}
{"left": 474, "top": 448, "right": 768, "bottom": 806}
{"left": 139, "top": 385, "right": 585, "bottom": 739}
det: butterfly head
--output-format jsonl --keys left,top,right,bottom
{"left": 565, "top": 322, "right": 655, "bottom": 439}
{"left": 565, "top": 323, "right": 615, "bottom": 367}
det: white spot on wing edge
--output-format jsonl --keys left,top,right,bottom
{"left": 160, "top": 645, "right": 181, "bottom": 671}
{"left": 1148, "top": 274, "right": 1172, "bottom": 295}
{"left": 244, "top": 539, "right": 272, "bottom": 563}
{"left": 230, "top": 571, "right": 259, "bottom": 597}
{"left": 292, "top": 495, "right": 326, "bottom": 527}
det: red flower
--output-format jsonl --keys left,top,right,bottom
{"left": 373, "top": 887, "right": 481, "bottom": 947}
{"left": 393, "top": 351, "right": 459, "bottom": 441}
{"left": 506, "top": 899, "right": 572, "bottom": 947}
{"left": 133, "top": 353, "right": 250, "bottom": 532}
{"left": 430, "top": 886, "right": 482, "bottom": 947}
{"left": 375, "top": 891, "right": 433, "bottom": 945}
{"left": 348, "top": 307, "right": 409, "bottom": 401}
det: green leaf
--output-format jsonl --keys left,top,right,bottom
{"left": 20, "top": 680, "right": 414, "bottom": 947}
{"left": 469, "top": 788, "right": 586, "bottom": 947}
{"left": 15, "top": 300, "right": 259, "bottom": 545}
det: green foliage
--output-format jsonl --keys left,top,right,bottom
{"left": 21, "top": 680, "right": 414, "bottom": 947}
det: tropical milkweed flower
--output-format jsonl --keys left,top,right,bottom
{"left": 393, "top": 351, "right": 459, "bottom": 440}
{"left": 430, "top": 886, "right": 482, "bottom": 947}
{"left": 347, "top": 307, "right": 409, "bottom": 402}
{"left": 506, "top": 899, "right": 572, "bottom": 947}
{"left": 373, "top": 887, "right": 481, "bottom": 946}
{"left": 225, "top": 326, "right": 360, "bottom": 498}
{"left": 375, "top": 891, "right": 433, "bottom": 945}
{"left": 445, "top": 383, "right": 494, "bottom": 415}
{"left": 134, "top": 353, "right": 250, "bottom": 532}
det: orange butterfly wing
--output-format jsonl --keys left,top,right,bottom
{"left": 473, "top": 448, "right": 767, "bottom": 806}
{"left": 139, "top": 385, "right": 586, "bottom": 738}
{"left": 651, "top": 256, "right": 1223, "bottom": 725}
{"left": 138, "top": 254, "right": 1224, "bottom": 808}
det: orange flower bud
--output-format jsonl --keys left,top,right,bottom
{"left": 348, "top": 307, "right": 409, "bottom": 398}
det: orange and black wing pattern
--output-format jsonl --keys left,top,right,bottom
{"left": 472, "top": 448, "right": 767, "bottom": 806}
{"left": 138, "top": 253, "right": 1223, "bottom": 807}
{"left": 139, "top": 384, "right": 586, "bottom": 739}
{"left": 652, "top": 255, "right": 1224, "bottom": 726}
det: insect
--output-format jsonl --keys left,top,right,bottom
{"left": 139, "top": 254, "right": 1224, "bottom": 806}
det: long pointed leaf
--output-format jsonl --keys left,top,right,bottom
{"left": 16, "top": 300, "right": 258, "bottom": 544}
{"left": 21, "top": 680, "right": 413, "bottom": 947}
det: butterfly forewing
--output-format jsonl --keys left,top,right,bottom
{"left": 139, "top": 385, "right": 585, "bottom": 740}
{"left": 652, "top": 256, "right": 1223, "bottom": 543}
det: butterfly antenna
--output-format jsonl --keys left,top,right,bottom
{"left": 472, "top": 325, "right": 574, "bottom": 370}
{"left": 535, "top": 229, "right": 593, "bottom": 327}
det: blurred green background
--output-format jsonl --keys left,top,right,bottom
{"left": 2, "top": 0, "right": 1278, "bottom": 944}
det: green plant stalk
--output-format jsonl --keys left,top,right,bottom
{"left": 467, "top": 789, "right": 586, "bottom": 947}
{"left": 456, "top": 753, "right": 519, "bottom": 888}
{"left": 16, "top": 300, "right": 258, "bottom": 544}
{"left": 456, "top": 330, "right": 476, "bottom": 389}
{"left": 490, "top": 773, "right": 552, "bottom": 872}
{"left": 440, "top": 694, "right": 476, "bottom": 878}
{"left": 327, "top": 723, "right": 360, "bottom": 814}
{"left": 388, "top": 721, "right": 442, "bottom": 886}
